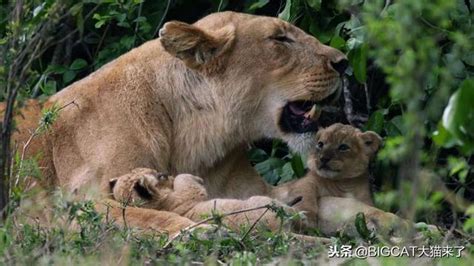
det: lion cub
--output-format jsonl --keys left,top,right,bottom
{"left": 109, "top": 168, "right": 297, "bottom": 231}
{"left": 273, "top": 123, "right": 382, "bottom": 227}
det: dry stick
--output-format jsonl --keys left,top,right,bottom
{"left": 441, "top": 206, "right": 457, "bottom": 246}
{"left": 121, "top": 190, "right": 135, "bottom": 230}
{"left": 133, "top": 0, "right": 144, "bottom": 44}
{"left": 14, "top": 101, "right": 77, "bottom": 188}
{"left": 433, "top": 176, "right": 471, "bottom": 212}
{"left": 14, "top": 127, "right": 41, "bottom": 188}
{"left": 105, "top": 205, "right": 110, "bottom": 225}
{"left": 163, "top": 197, "right": 304, "bottom": 249}
{"left": 153, "top": 0, "right": 172, "bottom": 38}
{"left": 364, "top": 83, "right": 371, "bottom": 114}
{"left": 163, "top": 204, "right": 273, "bottom": 249}
{"left": 240, "top": 208, "right": 270, "bottom": 242}
{"left": 94, "top": 23, "right": 111, "bottom": 58}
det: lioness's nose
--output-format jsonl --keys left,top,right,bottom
{"left": 317, "top": 43, "right": 348, "bottom": 75}
{"left": 330, "top": 58, "right": 348, "bottom": 75}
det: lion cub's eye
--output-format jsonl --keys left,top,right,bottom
{"left": 316, "top": 141, "right": 324, "bottom": 150}
{"left": 270, "top": 35, "right": 294, "bottom": 43}
{"left": 338, "top": 144, "right": 350, "bottom": 151}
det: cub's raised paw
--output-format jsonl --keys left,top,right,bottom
{"left": 109, "top": 168, "right": 174, "bottom": 207}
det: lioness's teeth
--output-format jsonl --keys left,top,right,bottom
{"left": 304, "top": 104, "right": 320, "bottom": 120}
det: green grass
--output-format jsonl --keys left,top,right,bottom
{"left": 0, "top": 197, "right": 472, "bottom": 265}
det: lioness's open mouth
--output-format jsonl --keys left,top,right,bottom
{"left": 279, "top": 85, "right": 341, "bottom": 134}
{"left": 279, "top": 100, "right": 320, "bottom": 133}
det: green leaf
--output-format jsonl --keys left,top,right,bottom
{"left": 466, "top": 205, "right": 474, "bottom": 216}
{"left": 255, "top": 157, "right": 286, "bottom": 185}
{"left": 41, "top": 80, "right": 57, "bottom": 96}
{"left": 279, "top": 0, "right": 292, "bottom": 21}
{"left": 354, "top": 212, "right": 371, "bottom": 239}
{"left": 70, "top": 59, "right": 88, "bottom": 70}
{"left": 248, "top": 0, "right": 270, "bottom": 11}
{"left": 330, "top": 35, "right": 345, "bottom": 51}
{"left": 306, "top": 0, "right": 321, "bottom": 10}
{"left": 384, "top": 116, "right": 404, "bottom": 137}
{"left": 432, "top": 123, "right": 458, "bottom": 148}
{"left": 63, "top": 70, "right": 77, "bottom": 84}
{"left": 365, "top": 110, "right": 384, "bottom": 134}
{"left": 278, "top": 162, "right": 295, "bottom": 184}
{"left": 349, "top": 43, "right": 368, "bottom": 83}
{"left": 70, "top": 3, "right": 83, "bottom": 15}
{"left": 255, "top": 158, "right": 285, "bottom": 174}
{"left": 76, "top": 12, "right": 84, "bottom": 36}
{"left": 463, "top": 217, "right": 474, "bottom": 232}
{"left": 441, "top": 78, "right": 474, "bottom": 154}
{"left": 290, "top": 154, "right": 305, "bottom": 177}
{"left": 462, "top": 51, "right": 474, "bottom": 66}
{"left": 247, "top": 148, "right": 269, "bottom": 163}
{"left": 46, "top": 64, "right": 67, "bottom": 74}
{"left": 33, "top": 3, "right": 45, "bottom": 17}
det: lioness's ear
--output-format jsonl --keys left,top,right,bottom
{"left": 159, "top": 21, "right": 235, "bottom": 69}
{"left": 359, "top": 131, "right": 382, "bottom": 157}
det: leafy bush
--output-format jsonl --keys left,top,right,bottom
{"left": 1, "top": 0, "right": 473, "bottom": 263}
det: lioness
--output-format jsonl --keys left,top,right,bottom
{"left": 109, "top": 168, "right": 298, "bottom": 231}
{"left": 8, "top": 12, "right": 348, "bottom": 235}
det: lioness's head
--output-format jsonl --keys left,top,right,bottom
{"left": 159, "top": 12, "right": 347, "bottom": 152}
{"left": 308, "top": 123, "right": 382, "bottom": 179}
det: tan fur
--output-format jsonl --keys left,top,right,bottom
{"left": 273, "top": 123, "right": 380, "bottom": 227}
{"left": 5, "top": 12, "right": 347, "bottom": 234}
{"left": 110, "top": 168, "right": 297, "bottom": 231}
{"left": 273, "top": 124, "right": 412, "bottom": 237}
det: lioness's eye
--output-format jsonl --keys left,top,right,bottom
{"left": 270, "top": 35, "right": 294, "bottom": 43}
{"left": 317, "top": 141, "right": 324, "bottom": 149}
{"left": 338, "top": 144, "right": 350, "bottom": 151}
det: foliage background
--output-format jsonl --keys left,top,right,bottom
{"left": 0, "top": 0, "right": 473, "bottom": 264}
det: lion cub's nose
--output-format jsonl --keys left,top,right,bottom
{"left": 330, "top": 58, "right": 348, "bottom": 75}
{"left": 320, "top": 156, "right": 331, "bottom": 165}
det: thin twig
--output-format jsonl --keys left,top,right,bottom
{"left": 121, "top": 190, "right": 135, "bottom": 230}
{"left": 14, "top": 101, "right": 76, "bottom": 188}
{"left": 94, "top": 23, "right": 110, "bottom": 58}
{"left": 240, "top": 208, "right": 270, "bottom": 242}
{"left": 134, "top": 0, "right": 144, "bottom": 38}
{"left": 441, "top": 207, "right": 457, "bottom": 246}
{"left": 153, "top": 0, "right": 171, "bottom": 38}
{"left": 163, "top": 203, "right": 274, "bottom": 249}
{"left": 217, "top": 0, "right": 224, "bottom": 12}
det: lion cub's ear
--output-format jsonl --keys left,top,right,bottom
{"left": 359, "top": 131, "right": 382, "bottom": 158}
{"left": 159, "top": 21, "right": 235, "bottom": 70}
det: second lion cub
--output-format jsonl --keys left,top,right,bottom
{"left": 109, "top": 169, "right": 298, "bottom": 232}
{"left": 273, "top": 123, "right": 382, "bottom": 227}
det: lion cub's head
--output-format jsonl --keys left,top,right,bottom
{"left": 109, "top": 168, "right": 208, "bottom": 210}
{"left": 307, "top": 123, "right": 382, "bottom": 179}
{"left": 159, "top": 12, "right": 348, "bottom": 153}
